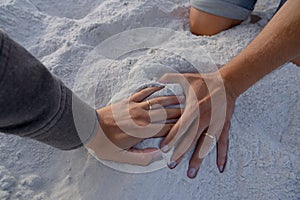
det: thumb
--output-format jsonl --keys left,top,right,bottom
{"left": 159, "top": 73, "right": 184, "bottom": 84}
{"left": 118, "top": 148, "right": 163, "bottom": 166}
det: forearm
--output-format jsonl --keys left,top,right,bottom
{"left": 0, "top": 30, "right": 98, "bottom": 150}
{"left": 220, "top": 0, "right": 300, "bottom": 97}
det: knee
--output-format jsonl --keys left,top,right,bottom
{"left": 190, "top": 17, "right": 217, "bottom": 36}
{"left": 292, "top": 57, "right": 300, "bottom": 67}
{"left": 189, "top": 7, "right": 242, "bottom": 36}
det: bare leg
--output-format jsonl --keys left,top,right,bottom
{"left": 292, "top": 57, "right": 300, "bottom": 66}
{"left": 189, "top": 7, "right": 242, "bottom": 36}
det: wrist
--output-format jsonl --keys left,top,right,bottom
{"left": 96, "top": 108, "right": 105, "bottom": 130}
{"left": 86, "top": 108, "right": 105, "bottom": 150}
{"left": 219, "top": 67, "right": 240, "bottom": 101}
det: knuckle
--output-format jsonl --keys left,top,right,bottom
{"left": 135, "top": 111, "right": 144, "bottom": 119}
{"left": 150, "top": 98, "right": 157, "bottom": 105}
{"left": 131, "top": 112, "right": 139, "bottom": 120}
{"left": 135, "top": 116, "right": 150, "bottom": 126}
{"left": 138, "top": 119, "right": 150, "bottom": 126}
{"left": 130, "top": 106, "right": 142, "bottom": 117}
{"left": 129, "top": 96, "right": 135, "bottom": 102}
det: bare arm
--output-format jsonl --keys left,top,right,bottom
{"left": 220, "top": 0, "right": 300, "bottom": 97}
{"left": 158, "top": 0, "right": 300, "bottom": 178}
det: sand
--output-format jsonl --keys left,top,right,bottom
{"left": 0, "top": 0, "right": 299, "bottom": 199}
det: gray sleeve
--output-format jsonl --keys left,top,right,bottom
{"left": 0, "top": 30, "right": 98, "bottom": 150}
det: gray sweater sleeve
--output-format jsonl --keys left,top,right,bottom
{"left": 0, "top": 30, "right": 98, "bottom": 150}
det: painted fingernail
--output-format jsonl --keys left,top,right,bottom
{"left": 161, "top": 144, "right": 169, "bottom": 153}
{"left": 218, "top": 165, "right": 224, "bottom": 173}
{"left": 187, "top": 168, "right": 196, "bottom": 178}
{"left": 168, "top": 161, "right": 177, "bottom": 169}
{"left": 219, "top": 158, "right": 228, "bottom": 173}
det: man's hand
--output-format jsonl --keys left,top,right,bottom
{"left": 86, "top": 86, "right": 184, "bottom": 166}
{"left": 158, "top": 72, "right": 237, "bottom": 178}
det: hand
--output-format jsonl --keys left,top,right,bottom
{"left": 86, "top": 86, "right": 184, "bottom": 166}
{"left": 158, "top": 72, "right": 237, "bottom": 178}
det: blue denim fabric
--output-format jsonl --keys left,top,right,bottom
{"left": 191, "top": 0, "right": 287, "bottom": 20}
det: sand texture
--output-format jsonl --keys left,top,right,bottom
{"left": 0, "top": 0, "right": 299, "bottom": 199}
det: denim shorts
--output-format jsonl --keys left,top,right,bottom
{"left": 190, "top": 0, "right": 287, "bottom": 20}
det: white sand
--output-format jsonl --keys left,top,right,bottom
{"left": 0, "top": 0, "right": 299, "bottom": 199}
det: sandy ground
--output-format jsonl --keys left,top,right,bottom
{"left": 0, "top": 0, "right": 299, "bottom": 199}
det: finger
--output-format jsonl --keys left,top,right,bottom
{"left": 168, "top": 117, "right": 200, "bottom": 162}
{"left": 152, "top": 123, "right": 174, "bottom": 138}
{"left": 132, "top": 123, "right": 174, "bottom": 139}
{"left": 145, "top": 95, "right": 185, "bottom": 109}
{"left": 149, "top": 108, "right": 183, "bottom": 122}
{"left": 163, "top": 98, "right": 212, "bottom": 164}
{"left": 159, "top": 108, "right": 198, "bottom": 153}
{"left": 187, "top": 134, "right": 206, "bottom": 179}
{"left": 172, "top": 102, "right": 212, "bottom": 161}
{"left": 158, "top": 73, "right": 187, "bottom": 85}
{"left": 168, "top": 156, "right": 184, "bottom": 169}
{"left": 117, "top": 148, "right": 162, "bottom": 166}
{"left": 168, "top": 111, "right": 210, "bottom": 168}
{"left": 131, "top": 86, "right": 164, "bottom": 102}
{"left": 216, "top": 121, "right": 230, "bottom": 173}
{"left": 159, "top": 119, "right": 181, "bottom": 152}
{"left": 167, "top": 128, "right": 199, "bottom": 170}
{"left": 102, "top": 124, "right": 174, "bottom": 150}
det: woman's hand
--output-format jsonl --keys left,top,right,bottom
{"left": 158, "top": 72, "right": 237, "bottom": 178}
{"left": 155, "top": 0, "right": 300, "bottom": 178}
{"left": 86, "top": 86, "right": 184, "bottom": 166}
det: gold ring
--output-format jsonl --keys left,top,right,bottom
{"left": 204, "top": 133, "right": 214, "bottom": 139}
{"left": 146, "top": 100, "right": 152, "bottom": 110}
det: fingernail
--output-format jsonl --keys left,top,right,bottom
{"left": 219, "top": 158, "right": 228, "bottom": 173}
{"left": 152, "top": 152, "right": 163, "bottom": 162}
{"left": 161, "top": 144, "right": 169, "bottom": 153}
{"left": 168, "top": 161, "right": 177, "bottom": 169}
{"left": 187, "top": 168, "right": 196, "bottom": 178}
{"left": 218, "top": 165, "right": 224, "bottom": 173}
